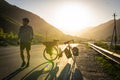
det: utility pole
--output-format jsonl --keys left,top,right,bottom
{"left": 110, "top": 13, "right": 117, "bottom": 49}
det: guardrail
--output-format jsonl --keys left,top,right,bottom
{"left": 88, "top": 43, "right": 120, "bottom": 65}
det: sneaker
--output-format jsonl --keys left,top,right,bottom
{"left": 21, "top": 62, "right": 26, "bottom": 68}
{"left": 26, "top": 62, "right": 29, "bottom": 67}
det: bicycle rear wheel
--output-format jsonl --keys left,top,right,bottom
{"left": 43, "top": 47, "right": 58, "bottom": 61}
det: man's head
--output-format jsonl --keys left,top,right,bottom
{"left": 22, "top": 18, "right": 29, "bottom": 26}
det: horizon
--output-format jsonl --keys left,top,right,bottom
{"left": 5, "top": 0, "right": 120, "bottom": 36}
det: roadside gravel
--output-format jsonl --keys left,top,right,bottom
{"left": 76, "top": 44, "right": 112, "bottom": 80}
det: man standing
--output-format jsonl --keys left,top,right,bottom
{"left": 18, "top": 18, "right": 33, "bottom": 68}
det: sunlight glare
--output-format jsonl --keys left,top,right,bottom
{"left": 54, "top": 2, "right": 94, "bottom": 35}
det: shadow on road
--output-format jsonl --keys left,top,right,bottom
{"left": 58, "top": 63, "right": 71, "bottom": 80}
{"left": 58, "top": 61, "right": 83, "bottom": 80}
{"left": 21, "top": 60, "right": 83, "bottom": 80}
{"left": 2, "top": 60, "right": 83, "bottom": 80}
{"left": 21, "top": 61, "right": 55, "bottom": 80}
{"left": 71, "top": 68, "right": 83, "bottom": 80}
{"left": 71, "top": 59, "right": 83, "bottom": 80}
{"left": 2, "top": 67, "right": 26, "bottom": 80}
{"left": 45, "top": 63, "right": 59, "bottom": 80}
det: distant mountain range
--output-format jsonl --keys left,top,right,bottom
{"left": 0, "top": 0, "right": 79, "bottom": 42}
{"left": 79, "top": 19, "right": 120, "bottom": 41}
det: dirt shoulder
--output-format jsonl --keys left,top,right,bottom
{"left": 76, "top": 44, "right": 112, "bottom": 80}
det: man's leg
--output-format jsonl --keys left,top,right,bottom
{"left": 20, "top": 50, "right": 26, "bottom": 67}
{"left": 20, "top": 43, "right": 26, "bottom": 67}
{"left": 26, "top": 42, "right": 31, "bottom": 67}
{"left": 26, "top": 49, "right": 30, "bottom": 67}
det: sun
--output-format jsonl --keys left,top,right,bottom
{"left": 53, "top": 2, "right": 94, "bottom": 35}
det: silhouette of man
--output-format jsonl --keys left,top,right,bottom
{"left": 18, "top": 18, "right": 33, "bottom": 68}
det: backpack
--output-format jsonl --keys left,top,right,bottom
{"left": 72, "top": 47, "right": 79, "bottom": 56}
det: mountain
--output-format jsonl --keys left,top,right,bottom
{"left": 79, "top": 19, "right": 120, "bottom": 41}
{"left": 0, "top": 0, "right": 68, "bottom": 41}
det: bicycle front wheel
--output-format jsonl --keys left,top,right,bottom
{"left": 43, "top": 47, "right": 58, "bottom": 61}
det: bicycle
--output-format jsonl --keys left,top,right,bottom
{"left": 42, "top": 39, "right": 79, "bottom": 61}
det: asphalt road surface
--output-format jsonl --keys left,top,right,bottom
{"left": 0, "top": 44, "right": 82, "bottom": 80}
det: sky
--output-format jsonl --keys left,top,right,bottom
{"left": 6, "top": 0, "right": 120, "bottom": 35}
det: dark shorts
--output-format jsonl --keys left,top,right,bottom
{"left": 20, "top": 42, "right": 31, "bottom": 51}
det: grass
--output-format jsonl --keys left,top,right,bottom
{"left": 94, "top": 41, "right": 120, "bottom": 54}
{"left": 95, "top": 55, "right": 120, "bottom": 80}
{"left": 85, "top": 43, "right": 90, "bottom": 49}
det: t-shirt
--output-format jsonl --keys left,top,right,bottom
{"left": 18, "top": 25, "right": 33, "bottom": 42}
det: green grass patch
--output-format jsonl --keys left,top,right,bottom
{"left": 94, "top": 41, "right": 120, "bottom": 54}
{"left": 96, "top": 56, "right": 120, "bottom": 80}
{"left": 84, "top": 43, "right": 90, "bottom": 49}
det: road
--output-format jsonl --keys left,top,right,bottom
{"left": 0, "top": 45, "right": 45, "bottom": 80}
{"left": 0, "top": 44, "right": 82, "bottom": 80}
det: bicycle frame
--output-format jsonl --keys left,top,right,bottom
{"left": 58, "top": 40, "right": 74, "bottom": 59}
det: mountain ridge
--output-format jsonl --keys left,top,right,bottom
{"left": 79, "top": 19, "right": 120, "bottom": 41}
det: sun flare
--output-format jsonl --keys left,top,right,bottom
{"left": 53, "top": 2, "right": 94, "bottom": 35}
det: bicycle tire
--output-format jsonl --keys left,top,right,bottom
{"left": 43, "top": 47, "right": 58, "bottom": 61}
